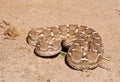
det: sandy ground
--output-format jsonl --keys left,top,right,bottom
{"left": 0, "top": 0, "right": 120, "bottom": 82}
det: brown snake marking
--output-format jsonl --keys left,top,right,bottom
{"left": 26, "top": 24, "right": 104, "bottom": 70}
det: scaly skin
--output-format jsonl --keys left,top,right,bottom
{"left": 26, "top": 24, "right": 103, "bottom": 70}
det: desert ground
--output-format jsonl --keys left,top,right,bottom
{"left": 0, "top": 0, "right": 120, "bottom": 82}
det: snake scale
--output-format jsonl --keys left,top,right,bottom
{"left": 26, "top": 24, "right": 104, "bottom": 71}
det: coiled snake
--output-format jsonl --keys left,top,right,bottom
{"left": 26, "top": 25, "right": 105, "bottom": 71}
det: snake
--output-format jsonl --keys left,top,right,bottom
{"left": 26, "top": 24, "right": 104, "bottom": 71}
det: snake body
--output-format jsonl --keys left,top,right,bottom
{"left": 27, "top": 25, "right": 103, "bottom": 70}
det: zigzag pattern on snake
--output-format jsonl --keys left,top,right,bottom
{"left": 26, "top": 24, "right": 103, "bottom": 70}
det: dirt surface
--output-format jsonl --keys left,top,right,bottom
{"left": 0, "top": 0, "right": 120, "bottom": 82}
